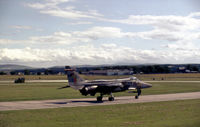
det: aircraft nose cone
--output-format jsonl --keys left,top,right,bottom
{"left": 141, "top": 82, "right": 152, "bottom": 88}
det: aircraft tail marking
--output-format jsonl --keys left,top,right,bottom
{"left": 65, "top": 66, "right": 84, "bottom": 89}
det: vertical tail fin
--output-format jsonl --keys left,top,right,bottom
{"left": 65, "top": 66, "right": 84, "bottom": 89}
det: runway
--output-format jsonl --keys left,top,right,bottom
{"left": 0, "top": 92, "right": 200, "bottom": 111}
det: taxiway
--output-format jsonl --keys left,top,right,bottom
{"left": 0, "top": 92, "right": 200, "bottom": 111}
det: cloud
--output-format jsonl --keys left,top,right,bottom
{"left": 10, "top": 25, "right": 32, "bottom": 30}
{"left": 1, "top": 44, "right": 200, "bottom": 67}
{"left": 0, "top": 26, "right": 126, "bottom": 45}
{"left": 126, "top": 29, "right": 192, "bottom": 42}
{"left": 101, "top": 43, "right": 117, "bottom": 48}
{"left": 25, "top": 0, "right": 103, "bottom": 20}
{"left": 0, "top": 47, "right": 50, "bottom": 62}
{"left": 2, "top": 24, "right": 200, "bottom": 48}
{"left": 9, "top": 25, "right": 44, "bottom": 33}
{"left": 29, "top": 27, "right": 122, "bottom": 44}
{"left": 163, "top": 40, "right": 199, "bottom": 50}
{"left": 40, "top": 9, "right": 96, "bottom": 19}
{"left": 73, "top": 26, "right": 124, "bottom": 39}
{"left": 25, "top": 0, "right": 200, "bottom": 44}
{"left": 26, "top": 0, "right": 74, "bottom": 9}
{"left": 106, "top": 12, "right": 200, "bottom": 44}
{"left": 0, "top": 39, "right": 26, "bottom": 45}
{"left": 67, "top": 21, "right": 93, "bottom": 25}
{"left": 188, "top": 12, "right": 200, "bottom": 18}
{"left": 110, "top": 13, "right": 200, "bottom": 31}
{"left": 26, "top": 3, "right": 47, "bottom": 9}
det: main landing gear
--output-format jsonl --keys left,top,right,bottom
{"left": 135, "top": 88, "right": 141, "bottom": 99}
{"left": 108, "top": 93, "right": 114, "bottom": 101}
{"left": 97, "top": 94, "right": 103, "bottom": 102}
{"left": 96, "top": 93, "right": 115, "bottom": 102}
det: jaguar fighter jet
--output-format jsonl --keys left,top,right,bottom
{"left": 61, "top": 66, "right": 152, "bottom": 102}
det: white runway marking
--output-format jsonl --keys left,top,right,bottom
{"left": 0, "top": 92, "right": 200, "bottom": 111}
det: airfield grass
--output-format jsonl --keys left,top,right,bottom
{"left": 0, "top": 82, "right": 200, "bottom": 102}
{"left": 0, "top": 99, "right": 199, "bottom": 127}
{"left": 0, "top": 75, "right": 67, "bottom": 81}
{"left": 1, "top": 73, "right": 200, "bottom": 81}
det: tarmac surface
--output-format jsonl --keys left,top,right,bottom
{"left": 0, "top": 92, "right": 200, "bottom": 111}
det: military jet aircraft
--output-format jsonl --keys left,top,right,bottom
{"left": 60, "top": 66, "right": 152, "bottom": 102}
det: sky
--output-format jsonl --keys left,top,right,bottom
{"left": 0, "top": 0, "right": 200, "bottom": 67}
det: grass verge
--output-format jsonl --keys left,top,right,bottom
{"left": 0, "top": 82, "right": 200, "bottom": 102}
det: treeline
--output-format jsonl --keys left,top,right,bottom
{"left": 77, "top": 65, "right": 169, "bottom": 74}
{"left": 77, "top": 64, "right": 200, "bottom": 74}
{"left": 0, "top": 64, "right": 199, "bottom": 75}
{"left": 2, "top": 68, "right": 64, "bottom": 75}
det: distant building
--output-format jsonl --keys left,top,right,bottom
{"left": 190, "top": 71, "right": 198, "bottom": 73}
{"left": 179, "top": 67, "right": 186, "bottom": 73}
{"left": 185, "top": 69, "right": 191, "bottom": 73}
{"left": 179, "top": 67, "right": 185, "bottom": 70}
{"left": 168, "top": 66, "right": 177, "bottom": 73}
{"left": 88, "top": 70, "right": 107, "bottom": 75}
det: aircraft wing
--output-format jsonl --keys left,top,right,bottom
{"left": 84, "top": 81, "right": 123, "bottom": 87}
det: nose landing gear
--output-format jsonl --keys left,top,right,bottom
{"left": 135, "top": 88, "right": 141, "bottom": 99}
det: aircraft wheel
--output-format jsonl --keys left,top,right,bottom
{"left": 97, "top": 96, "right": 103, "bottom": 102}
{"left": 108, "top": 97, "right": 114, "bottom": 101}
{"left": 135, "top": 95, "right": 138, "bottom": 99}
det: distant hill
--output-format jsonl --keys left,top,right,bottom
{"left": 0, "top": 64, "right": 34, "bottom": 71}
